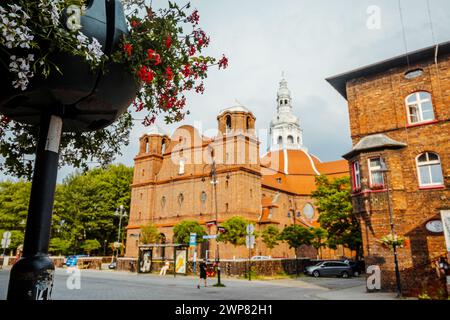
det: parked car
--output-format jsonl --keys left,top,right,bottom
{"left": 304, "top": 261, "right": 353, "bottom": 278}
{"left": 251, "top": 256, "right": 271, "bottom": 261}
{"left": 65, "top": 255, "right": 88, "bottom": 267}
{"left": 108, "top": 261, "right": 117, "bottom": 269}
{"left": 345, "top": 260, "right": 364, "bottom": 277}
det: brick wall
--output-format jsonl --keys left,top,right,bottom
{"left": 345, "top": 53, "right": 450, "bottom": 297}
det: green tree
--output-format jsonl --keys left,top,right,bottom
{"left": 280, "top": 225, "right": 313, "bottom": 255}
{"left": 173, "top": 221, "right": 207, "bottom": 245}
{"left": 217, "top": 216, "right": 251, "bottom": 247}
{"left": 140, "top": 223, "right": 160, "bottom": 244}
{"left": 0, "top": 180, "right": 30, "bottom": 231}
{"left": 311, "top": 175, "right": 362, "bottom": 259}
{"left": 261, "top": 226, "right": 280, "bottom": 254}
{"left": 310, "top": 227, "right": 328, "bottom": 259}
{"left": 49, "top": 238, "right": 72, "bottom": 256}
{"left": 53, "top": 164, "right": 133, "bottom": 254}
{"left": 80, "top": 239, "right": 101, "bottom": 255}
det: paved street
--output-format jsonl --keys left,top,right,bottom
{"left": 0, "top": 268, "right": 399, "bottom": 300}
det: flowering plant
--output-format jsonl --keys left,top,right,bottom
{"left": 0, "top": 0, "right": 228, "bottom": 124}
{"left": 0, "top": 1, "right": 106, "bottom": 91}
{"left": 0, "top": 0, "right": 228, "bottom": 178}
{"left": 114, "top": 1, "right": 228, "bottom": 124}
{"left": 378, "top": 234, "right": 407, "bottom": 249}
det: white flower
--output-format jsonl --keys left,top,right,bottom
{"left": 9, "top": 54, "right": 34, "bottom": 91}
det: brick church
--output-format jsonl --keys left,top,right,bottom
{"left": 125, "top": 77, "right": 349, "bottom": 260}
{"left": 327, "top": 41, "right": 450, "bottom": 297}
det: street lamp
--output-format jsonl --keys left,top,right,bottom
{"left": 114, "top": 205, "right": 128, "bottom": 261}
{"left": 375, "top": 158, "right": 402, "bottom": 297}
{"left": 210, "top": 160, "right": 223, "bottom": 287}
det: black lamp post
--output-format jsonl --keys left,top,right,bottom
{"left": 210, "top": 160, "right": 223, "bottom": 287}
{"left": 376, "top": 158, "right": 402, "bottom": 297}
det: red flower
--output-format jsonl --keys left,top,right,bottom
{"left": 143, "top": 115, "right": 156, "bottom": 126}
{"left": 187, "top": 10, "right": 200, "bottom": 25}
{"left": 165, "top": 35, "right": 172, "bottom": 49}
{"left": 154, "top": 54, "right": 161, "bottom": 66}
{"left": 147, "top": 49, "right": 155, "bottom": 60}
{"left": 189, "top": 45, "right": 196, "bottom": 56}
{"left": 181, "top": 64, "right": 191, "bottom": 78}
{"left": 131, "top": 20, "right": 141, "bottom": 28}
{"left": 137, "top": 66, "right": 155, "bottom": 84}
{"left": 165, "top": 67, "right": 174, "bottom": 81}
{"left": 218, "top": 55, "right": 228, "bottom": 69}
{"left": 123, "top": 43, "right": 133, "bottom": 57}
{"left": 195, "top": 83, "right": 205, "bottom": 94}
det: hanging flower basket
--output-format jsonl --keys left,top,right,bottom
{"left": 0, "top": 0, "right": 138, "bottom": 131}
{"left": 0, "top": 0, "right": 228, "bottom": 132}
{"left": 378, "top": 234, "right": 407, "bottom": 250}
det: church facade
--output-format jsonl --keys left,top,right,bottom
{"left": 125, "top": 77, "right": 349, "bottom": 260}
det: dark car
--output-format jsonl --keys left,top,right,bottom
{"left": 304, "top": 261, "right": 353, "bottom": 278}
{"left": 346, "top": 260, "right": 364, "bottom": 277}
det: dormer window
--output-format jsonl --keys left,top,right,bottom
{"left": 406, "top": 92, "right": 435, "bottom": 125}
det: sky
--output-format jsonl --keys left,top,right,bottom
{"left": 2, "top": 0, "right": 450, "bottom": 182}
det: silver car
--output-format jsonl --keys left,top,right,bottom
{"left": 304, "top": 261, "right": 353, "bottom": 278}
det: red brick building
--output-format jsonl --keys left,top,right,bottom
{"left": 327, "top": 42, "right": 450, "bottom": 297}
{"left": 125, "top": 78, "right": 350, "bottom": 261}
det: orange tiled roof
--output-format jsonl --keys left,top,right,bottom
{"left": 260, "top": 149, "right": 348, "bottom": 195}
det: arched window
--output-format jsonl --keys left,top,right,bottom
{"left": 297, "top": 137, "right": 300, "bottom": 144}
{"left": 145, "top": 138, "right": 149, "bottom": 153}
{"left": 246, "top": 116, "right": 251, "bottom": 130}
{"left": 161, "top": 139, "right": 166, "bottom": 154}
{"left": 200, "top": 191, "right": 207, "bottom": 204}
{"left": 278, "top": 136, "right": 283, "bottom": 145}
{"left": 161, "top": 196, "right": 166, "bottom": 208}
{"left": 287, "top": 135, "right": 294, "bottom": 144}
{"left": 178, "top": 193, "right": 184, "bottom": 206}
{"left": 285, "top": 99, "right": 288, "bottom": 105}
{"left": 303, "top": 203, "right": 315, "bottom": 220}
{"left": 406, "top": 92, "right": 435, "bottom": 125}
{"left": 226, "top": 115, "right": 232, "bottom": 132}
{"left": 416, "top": 152, "right": 444, "bottom": 187}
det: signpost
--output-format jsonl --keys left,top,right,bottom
{"left": 190, "top": 233, "right": 197, "bottom": 274}
{"left": 246, "top": 224, "right": 255, "bottom": 281}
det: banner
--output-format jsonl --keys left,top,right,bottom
{"left": 175, "top": 250, "right": 187, "bottom": 274}
{"left": 441, "top": 210, "right": 450, "bottom": 252}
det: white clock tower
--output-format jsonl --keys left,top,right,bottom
{"left": 268, "top": 75, "right": 305, "bottom": 152}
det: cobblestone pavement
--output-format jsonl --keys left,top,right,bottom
{"left": 0, "top": 268, "right": 395, "bottom": 300}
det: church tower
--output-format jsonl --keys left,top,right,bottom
{"left": 268, "top": 75, "right": 304, "bottom": 151}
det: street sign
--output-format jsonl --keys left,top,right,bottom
{"left": 245, "top": 235, "right": 255, "bottom": 249}
{"left": 189, "top": 233, "right": 197, "bottom": 247}
{"left": 246, "top": 224, "right": 255, "bottom": 235}
{"left": 206, "top": 220, "right": 217, "bottom": 228}
{"left": 2, "top": 231, "right": 11, "bottom": 240}
{"left": 1, "top": 231, "right": 11, "bottom": 250}
{"left": 202, "top": 235, "right": 217, "bottom": 240}
{"left": 217, "top": 226, "right": 225, "bottom": 234}
{"left": 1, "top": 238, "right": 11, "bottom": 249}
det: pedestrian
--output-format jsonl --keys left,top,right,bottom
{"left": 160, "top": 261, "right": 170, "bottom": 276}
{"left": 197, "top": 259, "right": 207, "bottom": 289}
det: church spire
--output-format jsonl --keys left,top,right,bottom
{"left": 269, "top": 74, "right": 304, "bottom": 152}
{"left": 277, "top": 72, "right": 292, "bottom": 112}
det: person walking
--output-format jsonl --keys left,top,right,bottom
{"left": 197, "top": 259, "right": 207, "bottom": 289}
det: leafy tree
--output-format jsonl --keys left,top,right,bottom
{"left": 173, "top": 220, "right": 207, "bottom": 245}
{"left": 261, "top": 226, "right": 280, "bottom": 253}
{"left": 140, "top": 223, "right": 160, "bottom": 244}
{"left": 49, "top": 238, "right": 72, "bottom": 256}
{"left": 217, "top": 216, "right": 251, "bottom": 247}
{"left": 311, "top": 175, "right": 362, "bottom": 259}
{"left": 280, "top": 225, "right": 313, "bottom": 255}
{"left": 53, "top": 164, "right": 133, "bottom": 254}
{"left": 310, "top": 227, "right": 328, "bottom": 259}
{"left": 0, "top": 180, "right": 30, "bottom": 231}
{"left": 0, "top": 230, "right": 24, "bottom": 253}
{"left": 80, "top": 239, "right": 101, "bottom": 255}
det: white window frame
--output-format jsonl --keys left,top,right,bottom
{"left": 352, "top": 161, "right": 361, "bottom": 191}
{"left": 405, "top": 92, "right": 435, "bottom": 125}
{"left": 416, "top": 152, "right": 444, "bottom": 187}
{"left": 368, "top": 157, "right": 385, "bottom": 188}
